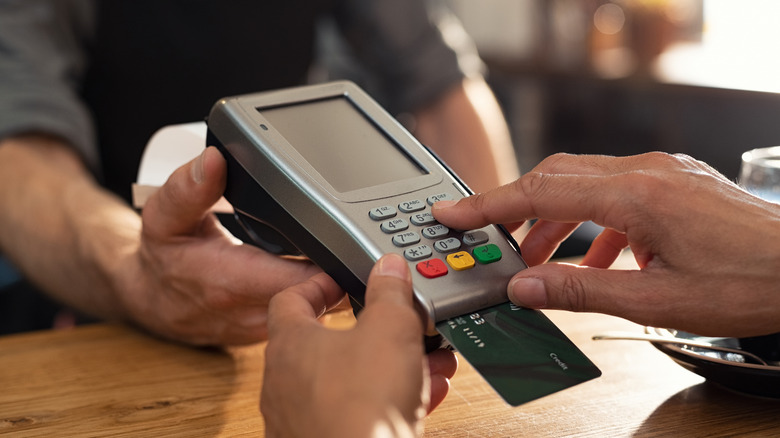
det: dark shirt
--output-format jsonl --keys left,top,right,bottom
{"left": 84, "top": 1, "right": 332, "bottom": 200}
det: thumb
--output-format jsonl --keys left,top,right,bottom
{"left": 360, "top": 254, "right": 423, "bottom": 339}
{"left": 143, "top": 146, "right": 227, "bottom": 237}
{"left": 507, "top": 263, "right": 652, "bottom": 321}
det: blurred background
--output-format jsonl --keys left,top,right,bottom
{"left": 446, "top": 0, "right": 780, "bottom": 179}
{"left": 323, "top": 0, "right": 780, "bottom": 180}
{"left": 5, "top": 0, "right": 780, "bottom": 334}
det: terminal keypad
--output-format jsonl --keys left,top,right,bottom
{"left": 368, "top": 193, "right": 503, "bottom": 279}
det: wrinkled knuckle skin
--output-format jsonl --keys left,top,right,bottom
{"left": 517, "top": 172, "right": 548, "bottom": 214}
{"left": 467, "top": 191, "right": 489, "bottom": 212}
{"left": 559, "top": 275, "right": 589, "bottom": 312}
{"left": 518, "top": 171, "right": 546, "bottom": 199}
{"left": 462, "top": 192, "right": 495, "bottom": 226}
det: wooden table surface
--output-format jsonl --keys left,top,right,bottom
{"left": 2, "top": 255, "right": 779, "bottom": 437}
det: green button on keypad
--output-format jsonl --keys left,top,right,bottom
{"left": 473, "top": 244, "right": 502, "bottom": 264}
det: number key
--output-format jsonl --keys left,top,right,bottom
{"left": 422, "top": 224, "right": 449, "bottom": 239}
{"left": 369, "top": 205, "right": 397, "bottom": 220}
{"left": 380, "top": 218, "right": 409, "bottom": 234}
{"left": 392, "top": 231, "right": 421, "bottom": 247}
{"left": 410, "top": 212, "right": 436, "bottom": 226}
{"left": 434, "top": 237, "right": 461, "bottom": 253}
{"left": 427, "top": 193, "right": 454, "bottom": 206}
{"left": 398, "top": 199, "right": 425, "bottom": 213}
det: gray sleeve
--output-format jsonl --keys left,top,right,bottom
{"left": 0, "top": 0, "right": 98, "bottom": 170}
{"left": 334, "top": 0, "right": 485, "bottom": 114}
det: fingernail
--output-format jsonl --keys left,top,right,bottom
{"left": 191, "top": 148, "right": 207, "bottom": 184}
{"left": 433, "top": 200, "right": 457, "bottom": 210}
{"left": 375, "top": 254, "right": 410, "bottom": 281}
{"left": 508, "top": 277, "right": 547, "bottom": 308}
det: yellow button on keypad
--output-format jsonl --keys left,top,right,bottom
{"left": 446, "top": 251, "right": 475, "bottom": 271}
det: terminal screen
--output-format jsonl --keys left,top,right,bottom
{"left": 258, "top": 97, "right": 427, "bottom": 193}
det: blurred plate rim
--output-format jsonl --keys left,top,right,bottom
{"left": 645, "top": 326, "right": 780, "bottom": 398}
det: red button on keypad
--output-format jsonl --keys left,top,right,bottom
{"left": 416, "top": 259, "right": 448, "bottom": 279}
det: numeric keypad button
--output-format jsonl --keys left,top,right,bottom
{"left": 380, "top": 218, "right": 409, "bottom": 234}
{"left": 422, "top": 224, "right": 449, "bottom": 239}
{"left": 427, "top": 193, "right": 454, "bottom": 206}
{"left": 398, "top": 199, "right": 425, "bottom": 213}
{"left": 369, "top": 205, "right": 397, "bottom": 221}
{"left": 410, "top": 212, "right": 436, "bottom": 226}
{"left": 392, "top": 231, "right": 421, "bottom": 247}
{"left": 434, "top": 237, "right": 461, "bottom": 253}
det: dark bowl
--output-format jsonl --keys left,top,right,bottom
{"left": 647, "top": 327, "right": 780, "bottom": 399}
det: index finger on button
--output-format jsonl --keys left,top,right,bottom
{"left": 433, "top": 172, "right": 634, "bottom": 233}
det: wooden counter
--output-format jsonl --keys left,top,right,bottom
{"left": 2, "top": 254, "right": 779, "bottom": 436}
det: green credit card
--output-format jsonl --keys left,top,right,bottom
{"left": 436, "top": 302, "right": 601, "bottom": 406}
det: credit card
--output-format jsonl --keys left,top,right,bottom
{"left": 436, "top": 302, "right": 601, "bottom": 406}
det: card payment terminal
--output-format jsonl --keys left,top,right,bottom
{"left": 206, "top": 81, "right": 526, "bottom": 328}
{"left": 205, "top": 81, "right": 601, "bottom": 406}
